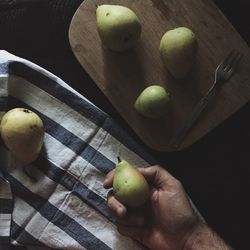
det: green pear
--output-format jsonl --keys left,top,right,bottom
{"left": 0, "top": 108, "right": 45, "bottom": 165}
{"left": 96, "top": 4, "right": 141, "bottom": 51}
{"left": 134, "top": 85, "right": 170, "bottom": 118}
{"left": 113, "top": 159, "right": 149, "bottom": 207}
{"left": 160, "top": 27, "right": 198, "bottom": 79}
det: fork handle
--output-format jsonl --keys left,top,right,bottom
{"left": 171, "top": 85, "right": 217, "bottom": 149}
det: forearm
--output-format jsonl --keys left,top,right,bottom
{"left": 184, "top": 223, "right": 233, "bottom": 250}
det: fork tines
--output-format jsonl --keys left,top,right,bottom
{"left": 222, "top": 49, "right": 242, "bottom": 71}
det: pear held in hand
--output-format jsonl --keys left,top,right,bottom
{"left": 113, "top": 159, "right": 150, "bottom": 207}
{"left": 134, "top": 85, "right": 171, "bottom": 119}
{"left": 160, "top": 27, "right": 198, "bottom": 79}
{"left": 0, "top": 108, "right": 45, "bottom": 165}
{"left": 96, "top": 4, "right": 141, "bottom": 51}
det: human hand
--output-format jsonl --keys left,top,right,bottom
{"left": 103, "top": 165, "right": 200, "bottom": 250}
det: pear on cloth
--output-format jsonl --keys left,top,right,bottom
{"left": 0, "top": 108, "right": 45, "bottom": 165}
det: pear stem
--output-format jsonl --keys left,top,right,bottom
{"left": 93, "top": 0, "right": 99, "bottom": 8}
{"left": 117, "top": 156, "right": 121, "bottom": 163}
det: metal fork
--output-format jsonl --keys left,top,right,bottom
{"left": 171, "top": 50, "right": 243, "bottom": 149}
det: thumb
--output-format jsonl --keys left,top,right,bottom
{"left": 137, "top": 165, "right": 178, "bottom": 189}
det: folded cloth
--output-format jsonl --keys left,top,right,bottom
{"left": 0, "top": 50, "right": 158, "bottom": 250}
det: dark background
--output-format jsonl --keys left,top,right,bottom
{"left": 0, "top": 0, "right": 249, "bottom": 249}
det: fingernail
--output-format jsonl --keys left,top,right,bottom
{"left": 103, "top": 178, "right": 108, "bottom": 187}
{"left": 117, "top": 206, "right": 126, "bottom": 218}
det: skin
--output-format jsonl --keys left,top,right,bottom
{"left": 104, "top": 165, "right": 232, "bottom": 250}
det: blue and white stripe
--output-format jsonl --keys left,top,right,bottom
{"left": 0, "top": 61, "right": 12, "bottom": 247}
{"left": 0, "top": 51, "right": 153, "bottom": 249}
{"left": 0, "top": 174, "right": 12, "bottom": 246}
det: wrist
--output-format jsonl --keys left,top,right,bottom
{"left": 183, "top": 223, "right": 233, "bottom": 250}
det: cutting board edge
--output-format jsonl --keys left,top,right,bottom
{"left": 68, "top": 0, "right": 250, "bottom": 152}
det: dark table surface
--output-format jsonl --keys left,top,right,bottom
{"left": 0, "top": 1, "right": 250, "bottom": 249}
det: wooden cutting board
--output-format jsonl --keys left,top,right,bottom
{"left": 69, "top": 0, "right": 250, "bottom": 152}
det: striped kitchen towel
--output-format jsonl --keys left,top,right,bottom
{"left": 0, "top": 50, "right": 158, "bottom": 250}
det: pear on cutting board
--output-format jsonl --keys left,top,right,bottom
{"left": 96, "top": 4, "right": 141, "bottom": 51}
{"left": 160, "top": 27, "right": 198, "bottom": 79}
{"left": 0, "top": 108, "right": 45, "bottom": 165}
{"left": 134, "top": 85, "right": 171, "bottom": 119}
{"left": 113, "top": 159, "right": 150, "bottom": 207}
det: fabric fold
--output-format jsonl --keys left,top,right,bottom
{"left": 0, "top": 172, "right": 12, "bottom": 246}
{"left": 0, "top": 50, "right": 151, "bottom": 249}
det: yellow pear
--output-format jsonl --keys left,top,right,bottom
{"left": 113, "top": 159, "right": 149, "bottom": 207}
{"left": 160, "top": 27, "right": 198, "bottom": 79}
{"left": 0, "top": 108, "right": 45, "bottom": 165}
{"left": 96, "top": 4, "right": 141, "bottom": 51}
{"left": 134, "top": 85, "right": 171, "bottom": 118}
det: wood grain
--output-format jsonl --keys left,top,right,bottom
{"left": 69, "top": 0, "right": 250, "bottom": 152}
